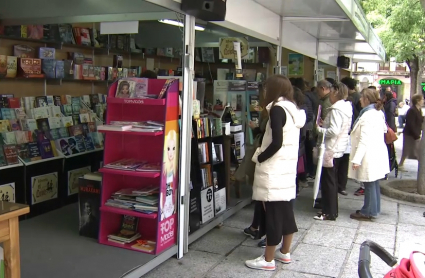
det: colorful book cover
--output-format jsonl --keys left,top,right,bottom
{"left": 61, "top": 105, "right": 73, "bottom": 116}
{"left": 3, "top": 144, "right": 19, "bottom": 165}
{"left": 17, "top": 143, "right": 30, "bottom": 162}
{"left": 69, "top": 124, "right": 83, "bottom": 136}
{"left": 53, "top": 95, "right": 62, "bottom": 106}
{"left": 48, "top": 117, "right": 61, "bottom": 129}
{"left": 27, "top": 142, "right": 42, "bottom": 161}
{"left": 14, "top": 108, "right": 27, "bottom": 120}
{"left": 19, "top": 119, "right": 37, "bottom": 131}
{"left": 90, "top": 132, "right": 103, "bottom": 149}
{"left": 46, "top": 96, "right": 54, "bottom": 106}
{"left": 2, "top": 132, "right": 17, "bottom": 145}
{"left": 0, "top": 120, "right": 11, "bottom": 132}
{"left": 83, "top": 134, "right": 95, "bottom": 151}
{"left": 60, "top": 116, "right": 73, "bottom": 127}
{"left": 78, "top": 176, "right": 101, "bottom": 239}
{"left": 39, "top": 139, "right": 54, "bottom": 159}
{"left": 74, "top": 135, "right": 86, "bottom": 152}
{"left": 35, "top": 96, "right": 48, "bottom": 108}
{"left": 6, "top": 56, "right": 17, "bottom": 78}
{"left": 9, "top": 119, "right": 21, "bottom": 131}
{"left": 50, "top": 128, "right": 61, "bottom": 140}
{"left": 58, "top": 127, "right": 69, "bottom": 138}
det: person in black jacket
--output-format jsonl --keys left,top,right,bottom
{"left": 384, "top": 92, "right": 397, "bottom": 132}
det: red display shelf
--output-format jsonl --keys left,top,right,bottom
{"left": 98, "top": 130, "right": 164, "bottom": 136}
{"left": 107, "top": 97, "right": 165, "bottom": 106}
{"left": 100, "top": 206, "right": 158, "bottom": 219}
{"left": 99, "top": 168, "right": 161, "bottom": 178}
{"left": 99, "top": 238, "right": 156, "bottom": 255}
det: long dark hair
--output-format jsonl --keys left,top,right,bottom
{"left": 293, "top": 86, "right": 304, "bottom": 107}
{"left": 264, "top": 75, "right": 294, "bottom": 109}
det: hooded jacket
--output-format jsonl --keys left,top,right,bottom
{"left": 317, "top": 99, "right": 353, "bottom": 158}
{"left": 384, "top": 98, "right": 398, "bottom": 132}
{"left": 252, "top": 98, "right": 306, "bottom": 202}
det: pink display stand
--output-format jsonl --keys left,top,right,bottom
{"left": 98, "top": 78, "right": 180, "bottom": 255}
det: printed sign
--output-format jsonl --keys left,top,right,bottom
{"left": 68, "top": 166, "right": 91, "bottom": 196}
{"left": 200, "top": 187, "right": 214, "bottom": 223}
{"left": 31, "top": 172, "right": 58, "bottom": 204}
{"left": 219, "top": 37, "right": 249, "bottom": 59}
{"left": 0, "top": 182, "right": 15, "bottom": 203}
{"left": 214, "top": 188, "right": 226, "bottom": 215}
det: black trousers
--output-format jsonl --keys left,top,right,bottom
{"left": 251, "top": 201, "right": 263, "bottom": 229}
{"left": 305, "top": 130, "right": 315, "bottom": 176}
{"left": 320, "top": 157, "right": 341, "bottom": 218}
{"left": 336, "top": 153, "right": 349, "bottom": 191}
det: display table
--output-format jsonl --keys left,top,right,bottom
{"left": 0, "top": 201, "right": 30, "bottom": 278}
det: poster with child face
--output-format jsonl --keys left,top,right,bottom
{"left": 157, "top": 80, "right": 179, "bottom": 253}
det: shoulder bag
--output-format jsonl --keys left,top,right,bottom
{"left": 385, "top": 123, "right": 398, "bottom": 144}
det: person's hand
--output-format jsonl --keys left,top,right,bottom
{"left": 352, "top": 164, "right": 360, "bottom": 170}
{"left": 318, "top": 119, "right": 324, "bottom": 127}
{"left": 249, "top": 121, "right": 257, "bottom": 129}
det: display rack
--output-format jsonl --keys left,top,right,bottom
{"left": 98, "top": 78, "right": 179, "bottom": 255}
{"left": 0, "top": 162, "right": 25, "bottom": 216}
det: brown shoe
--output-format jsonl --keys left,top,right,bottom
{"left": 350, "top": 211, "right": 372, "bottom": 221}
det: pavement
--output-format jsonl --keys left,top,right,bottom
{"left": 143, "top": 135, "right": 425, "bottom": 278}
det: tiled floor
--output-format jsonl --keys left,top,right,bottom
{"left": 143, "top": 135, "right": 425, "bottom": 278}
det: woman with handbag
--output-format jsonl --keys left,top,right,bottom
{"left": 399, "top": 94, "right": 424, "bottom": 169}
{"left": 383, "top": 92, "right": 399, "bottom": 178}
{"left": 349, "top": 89, "right": 390, "bottom": 220}
{"left": 245, "top": 75, "right": 305, "bottom": 271}
{"left": 313, "top": 82, "right": 352, "bottom": 221}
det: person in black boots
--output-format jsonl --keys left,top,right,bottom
{"left": 314, "top": 82, "right": 352, "bottom": 221}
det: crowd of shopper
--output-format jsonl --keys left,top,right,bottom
{"left": 242, "top": 75, "right": 422, "bottom": 271}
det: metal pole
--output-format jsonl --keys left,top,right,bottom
{"left": 178, "top": 14, "right": 195, "bottom": 259}
{"left": 275, "top": 16, "right": 283, "bottom": 74}
{"left": 314, "top": 39, "right": 319, "bottom": 86}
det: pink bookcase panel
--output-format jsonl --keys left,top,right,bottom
{"left": 106, "top": 102, "right": 166, "bottom": 123}
{"left": 107, "top": 78, "right": 167, "bottom": 98}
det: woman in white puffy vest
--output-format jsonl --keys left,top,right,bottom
{"left": 245, "top": 75, "right": 306, "bottom": 272}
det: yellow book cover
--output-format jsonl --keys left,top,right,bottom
{"left": 6, "top": 56, "right": 17, "bottom": 78}
{"left": 50, "top": 141, "right": 58, "bottom": 157}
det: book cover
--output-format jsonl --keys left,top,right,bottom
{"left": 90, "top": 132, "right": 103, "bottom": 149}
{"left": 78, "top": 176, "right": 101, "bottom": 239}
{"left": 38, "top": 47, "right": 55, "bottom": 59}
{"left": 17, "top": 143, "right": 30, "bottom": 162}
{"left": 74, "top": 135, "right": 87, "bottom": 152}
{"left": 9, "top": 119, "right": 20, "bottom": 131}
{"left": 46, "top": 96, "right": 54, "bottom": 106}
{"left": 27, "top": 25, "right": 44, "bottom": 39}
{"left": 36, "top": 118, "right": 50, "bottom": 132}
{"left": 13, "top": 45, "right": 35, "bottom": 58}
{"left": 53, "top": 95, "right": 62, "bottom": 106}
{"left": 35, "top": 96, "right": 48, "bottom": 108}
{"left": 50, "top": 106, "right": 63, "bottom": 117}
{"left": 50, "top": 128, "right": 61, "bottom": 140}
{"left": 19, "top": 119, "right": 37, "bottom": 131}
{"left": 61, "top": 105, "right": 73, "bottom": 116}
{"left": 83, "top": 134, "right": 95, "bottom": 151}
{"left": 69, "top": 124, "right": 83, "bottom": 136}
{"left": 3, "top": 144, "right": 19, "bottom": 165}
{"left": 131, "top": 241, "right": 156, "bottom": 253}
{"left": 48, "top": 117, "right": 61, "bottom": 129}
{"left": 58, "top": 24, "right": 74, "bottom": 44}
{"left": 58, "top": 127, "right": 70, "bottom": 138}
{"left": 14, "top": 131, "right": 30, "bottom": 144}
{"left": 0, "top": 56, "right": 7, "bottom": 77}
{"left": 120, "top": 215, "right": 139, "bottom": 234}
{"left": 0, "top": 120, "right": 11, "bottom": 132}
{"left": 0, "top": 147, "right": 6, "bottom": 166}
{"left": 60, "top": 116, "right": 74, "bottom": 128}
{"left": 39, "top": 139, "right": 54, "bottom": 159}
{"left": 14, "top": 108, "right": 27, "bottom": 120}
{"left": 55, "top": 60, "right": 64, "bottom": 78}
{"left": 65, "top": 136, "right": 81, "bottom": 154}
{"left": 7, "top": 98, "right": 20, "bottom": 109}
{"left": 2, "top": 132, "right": 17, "bottom": 145}
{"left": 41, "top": 59, "right": 56, "bottom": 79}
{"left": 27, "top": 142, "right": 42, "bottom": 161}
{"left": 6, "top": 56, "right": 17, "bottom": 78}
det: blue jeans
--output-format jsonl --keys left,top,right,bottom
{"left": 398, "top": 115, "right": 406, "bottom": 128}
{"left": 360, "top": 180, "right": 381, "bottom": 217}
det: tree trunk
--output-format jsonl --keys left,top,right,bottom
{"left": 418, "top": 120, "right": 425, "bottom": 195}
{"left": 407, "top": 56, "right": 419, "bottom": 99}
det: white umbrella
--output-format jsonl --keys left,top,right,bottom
{"left": 313, "top": 132, "right": 326, "bottom": 207}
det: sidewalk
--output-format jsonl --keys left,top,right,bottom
{"left": 143, "top": 136, "right": 425, "bottom": 278}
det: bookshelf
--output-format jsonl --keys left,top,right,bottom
{"left": 98, "top": 78, "right": 180, "bottom": 255}
{"left": 189, "top": 117, "right": 230, "bottom": 234}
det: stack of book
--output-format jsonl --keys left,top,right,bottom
{"left": 105, "top": 185, "right": 159, "bottom": 214}
{"left": 104, "top": 159, "right": 161, "bottom": 172}
{"left": 98, "top": 121, "right": 164, "bottom": 133}
{"left": 107, "top": 215, "right": 141, "bottom": 245}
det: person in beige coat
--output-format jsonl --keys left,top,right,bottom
{"left": 245, "top": 75, "right": 306, "bottom": 271}
{"left": 348, "top": 88, "right": 390, "bottom": 220}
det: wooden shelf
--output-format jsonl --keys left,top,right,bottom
{"left": 106, "top": 97, "right": 165, "bottom": 106}
{"left": 100, "top": 206, "right": 157, "bottom": 219}
{"left": 98, "top": 130, "right": 163, "bottom": 136}
{"left": 99, "top": 167, "right": 161, "bottom": 178}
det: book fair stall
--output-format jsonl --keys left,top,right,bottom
{"left": 0, "top": 0, "right": 385, "bottom": 277}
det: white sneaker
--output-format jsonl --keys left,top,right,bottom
{"left": 275, "top": 250, "right": 291, "bottom": 264}
{"left": 245, "top": 255, "right": 276, "bottom": 271}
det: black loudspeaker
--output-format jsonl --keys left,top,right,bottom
{"left": 337, "top": 56, "right": 351, "bottom": 69}
{"left": 181, "top": 0, "right": 227, "bottom": 21}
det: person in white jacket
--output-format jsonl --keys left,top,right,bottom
{"left": 245, "top": 75, "right": 306, "bottom": 271}
{"left": 349, "top": 88, "right": 390, "bottom": 220}
{"left": 314, "top": 82, "right": 352, "bottom": 221}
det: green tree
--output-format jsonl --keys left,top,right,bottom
{"left": 360, "top": 0, "right": 425, "bottom": 99}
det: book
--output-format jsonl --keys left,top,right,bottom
{"left": 39, "top": 139, "right": 54, "bottom": 159}
{"left": 135, "top": 162, "right": 161, "bottom": 172}
{"left": 115, "top": 78, "right": 149, "bottom": 99}
{"left": 104, "top": 159, "right": 146, "bottom": 171}
{"left": 6, "top": 56, "right": 17, "bottom": 78}
{"left": 107, "top": 215, "right": 140, "bottom": 243}
{"left": 78, "top": 175, "right": 101, "bottom": 239}
{"left": 17, "top": 143, "right": 30, "bottom": 162}
{"left": 97, "top": 124, "right": 132, "bottom": 131}
{"left": 27, "top": 142, "right": 42, "bottom": 161}
{"left": 131, "top": 240, "right": 156, "bottom": 253}
{"left": 3, "top": 144, "right": 18, "bottom": 165}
